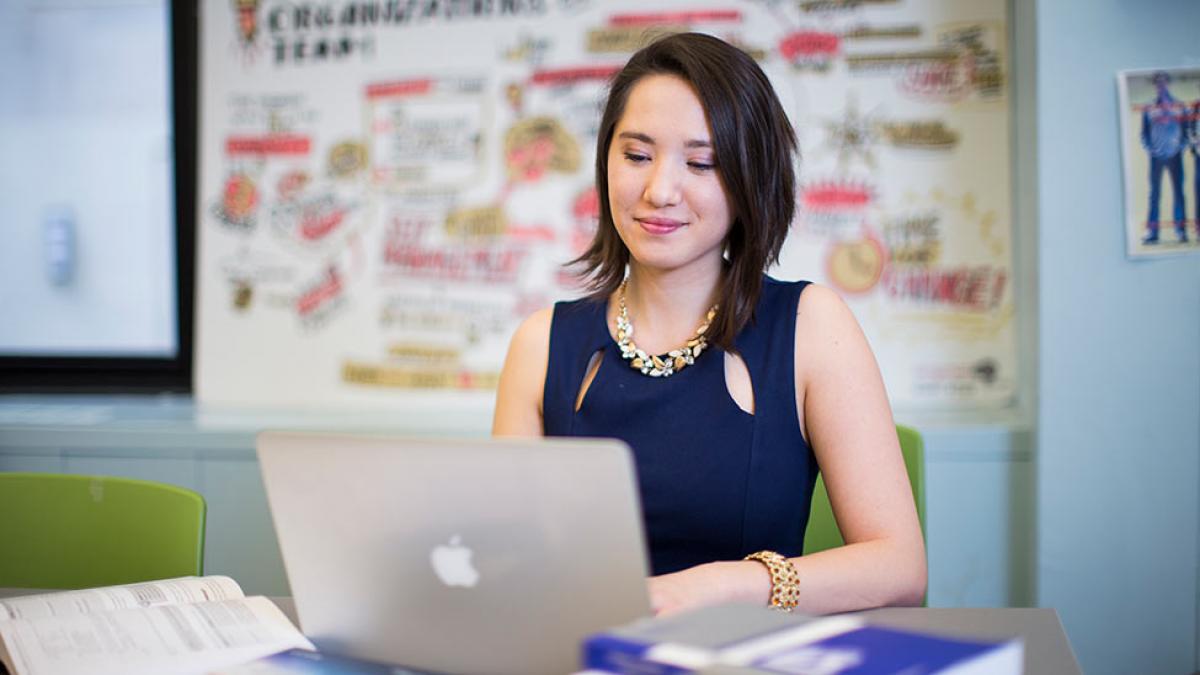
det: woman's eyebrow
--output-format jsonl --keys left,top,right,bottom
{"left": 616, "top": 130, "right": 712, "bottom": 149}
{"left": 617, "top": 131, "right": 655, "bottom": 144}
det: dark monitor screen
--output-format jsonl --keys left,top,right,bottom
{"left": 0, "top": 0, "right": 194, "bottom": 391}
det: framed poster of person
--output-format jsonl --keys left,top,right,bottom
{"left": 1118, "top": 67, "right": 1200, "bottom": 257}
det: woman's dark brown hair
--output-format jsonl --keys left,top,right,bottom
{"left": 572, "top": 32, "right": 798, "bottom": 350}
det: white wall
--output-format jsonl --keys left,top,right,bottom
{"left": 1035, "top": 1, "right": 1200, "bottom": 673}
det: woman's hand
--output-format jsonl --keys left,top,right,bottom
{"left": 647, "top": 560, "right": 771, "bottom": 616}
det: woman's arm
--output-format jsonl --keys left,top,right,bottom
{"left": 491, "top": 307, "right": 553, "bottom": 437}
{"left": 648, "top": 284, "right": 926, "bottom": 615}
{"left": 783, "top": 283, "right": 926, "bottom": 612}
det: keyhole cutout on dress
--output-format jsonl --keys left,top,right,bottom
{"left": 574, "top": 350, "right": 605, "bottom": 412}
{"left": 574, "top": 349, "right": 754, "bottom": 414}
{"left": 724, "top": 351, "right": 755, "bottom": 415}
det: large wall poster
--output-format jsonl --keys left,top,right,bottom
{"left": 196, "top": 0, "right": 1017, "bottom": 414}
{"left": 1118, "top": 67, "right": 1200, "bottom": 258}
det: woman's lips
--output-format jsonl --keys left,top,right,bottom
{"left": 637, "top": 217, "right": 685, "bottom": 235}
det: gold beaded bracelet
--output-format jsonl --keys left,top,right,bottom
{"left": 744, "top": 550, "right": 800, "bottom": 611}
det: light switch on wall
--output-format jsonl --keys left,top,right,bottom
{"left": 44, "top": 206, "right": 75, "bottom": 287}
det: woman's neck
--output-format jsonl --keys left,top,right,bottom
{"left": 618, "top": 261, "right": 723, "bottom": 355}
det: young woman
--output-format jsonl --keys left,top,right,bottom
{"left": 493, "top": 33, "right": 925, "bottom": 616}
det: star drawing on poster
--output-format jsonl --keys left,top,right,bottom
{"left": 822, "top": 95, "right": 880, "bottom": 171}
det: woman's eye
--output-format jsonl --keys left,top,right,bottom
{"left": 688, "top": 161, "right": 715, "bottom": 171}
{"left": 624, "top": 152, "right": 650, "bottom": 163}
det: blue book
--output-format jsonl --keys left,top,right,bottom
{"left": 582, "top": 605, "right": 1022, "bottom": 675}
{"left": 211, "top": 648, "right": 447, "bottom": 675}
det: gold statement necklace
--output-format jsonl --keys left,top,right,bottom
{"left": 615, "top": 279, "right": 718, "bottom": 378}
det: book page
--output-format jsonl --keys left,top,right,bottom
{"left": 0, "top": 596, "right": 312, "bottom": 675}
{"left": 0, "top": 576, "right": 245, "bottom": 622}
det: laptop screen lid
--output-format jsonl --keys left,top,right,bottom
{"left": 257, "top": 432, "right": 652, "bottom": 675}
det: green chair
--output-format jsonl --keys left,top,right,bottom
{"left": 0, "top": 473, "right": 206, "bottom": 589}
{"left": 802, "top": 424, "right": 926, "bottom": 555}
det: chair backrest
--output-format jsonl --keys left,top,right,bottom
{"left": 0, "top": 473, "right": 206, "bottom": 589}
{"left": 802, "top": 424, "right": 926, "bottom": 556}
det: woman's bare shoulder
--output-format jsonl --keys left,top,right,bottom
{"left": 795, "top": 282, "right": 859, "bottom": 328}
{"left": 511, "top": 305, "right": 555, "bottom": 352}
{"left": 493, "top": 306, "right": 556, "bottom": 436}
{"left": 793, "top": 282, "right": 877, "bottom": 380}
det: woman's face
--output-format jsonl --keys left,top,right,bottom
{"left": 606, "top": 74, "right": 733, "bottom": 278}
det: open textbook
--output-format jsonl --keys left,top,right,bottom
{"left": 0, "top": 576, "right": 314, "bottom": 675}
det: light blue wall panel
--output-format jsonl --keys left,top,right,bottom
{"left": 63, "top": 455, "right": 197, "bottom": 491}
{"left": 1035, "top": 1, "right": 1200, "bottom": 673}
{"left": 0, "top": 453, "right": 64, "bottom": 473}
{"left": 1, "top": 397, "right": 1037, "bottom": 604}
{"left": 200, "top": 458, "right": 289, "bottom": 596}
{"left": 924, "top": 427, "right": 1035, "bottom": 608}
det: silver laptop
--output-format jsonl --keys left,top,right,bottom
{"left": 257, "top": 432, "right": 652, "bottom": 675}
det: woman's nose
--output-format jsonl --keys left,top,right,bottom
{"left": 642, "top": 160, "right": 682, "bottom": 207}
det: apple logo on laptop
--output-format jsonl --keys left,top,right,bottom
{"left": 430, "top": 535, "right": 480, "bottom": 587}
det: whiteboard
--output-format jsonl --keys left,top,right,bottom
{"left": 196, "top": 0, "right": 1016, "bottom": 413}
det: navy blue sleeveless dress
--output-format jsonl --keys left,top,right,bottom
{"left": 542, "top": 276, "right": 817, "bottom": 575}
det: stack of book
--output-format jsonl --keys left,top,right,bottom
{"left": 579, "top": 603, "right": 1022, "bottom": 675}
